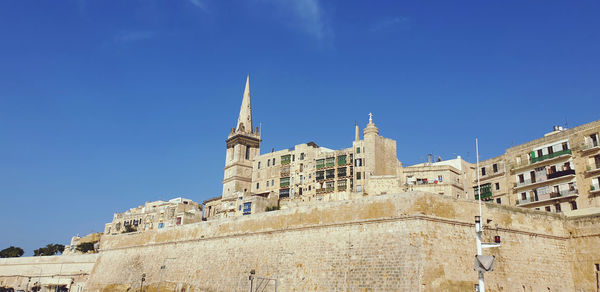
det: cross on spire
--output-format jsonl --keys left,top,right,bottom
{"left": 368, "top": 112, "right": 373, "bottom": 123}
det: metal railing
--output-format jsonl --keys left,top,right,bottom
{"left": 547, "top": 169, "right": 575, "bottom": 179}
{"left": 531, "top": 149, "right": 572, "bottom": 163}
{"left": 582, "top": 140, "right": 599, "bottom": 151}
{"left": 518, "top": 189, "right": 578, "bottom": 205}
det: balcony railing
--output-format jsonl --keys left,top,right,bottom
{"left": 538, "top": 189, "right": 578, "bottom": 201}
{"left": 531, "top": 149, "right": 572, "bottom": 164}
{"left": 515, "top": 170, "right": 576, "bottom": 189}
{"left": 582, "top": 140, "right": 599, "bottom": 151}
{"left": 587, "top": 162, "right": 600, "bottom": 172}
{"left": 516, "top": 178, "right": 533, "bottom": 187}
{"left": 517, "top": 189, "right": 578, "bottom": 206}
{"left": 518, "top": 197, "right": 534, "bottom": 205}
{"left": 547, "top": 169, "right": 575, "bottom": 180}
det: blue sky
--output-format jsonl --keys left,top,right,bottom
{"left": 1, "top": 1, "right": 599, "bottom": 255}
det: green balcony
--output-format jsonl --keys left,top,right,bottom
{"left": 475, "top": 191, "right": 493, "bottom": 200}
{"left": 530, "top": 149, "right": 571, "bottom": 163}
{"left": 281, "top": 154, "right": 291, "bottom": 165}
{"left": 280, "top": 177, "right": 290, "bottom": 187}
{"left": 337, "top": 155, "right": 347, "bottom": 166}
{"left": 316, "top": 159, "right": 325, "bottom": 169}
{"left": 474, "top": 183, "right": 492, "bottom": 200}
{"left": 326, "top": 157, "right": 335, "bottom": 168}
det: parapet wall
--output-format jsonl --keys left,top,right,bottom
{"left": 82, "top": 192, "right": 600, "bottom": 292}
{"left": 0, "top": 254, "right": 98, "bottom": 291}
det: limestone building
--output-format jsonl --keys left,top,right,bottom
{"left": 472, "top": 122, "right": 600, "bottom": 213}
{"left": 402, "top": 156, "right": 475, "bottom": 200}
{"left": 104, "top": 197, "right": 203, "bottom": 234}
{"left": 204, "top": 77, "right": 477, "bottom": 219}
{"left": 204, "top": 77, "right": 600, "bottom": 220}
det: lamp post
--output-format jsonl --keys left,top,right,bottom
{"left": 140, "top": 273, "right": 146, "bottom": 292}
{"left": 475, "top": 216, "right": 484, "bottom": 292}
{"left": 158, "top": 257, "right": 176, "bottom": 292}
{"left": 275, "top": 252, "right": 294, "bottom": 292}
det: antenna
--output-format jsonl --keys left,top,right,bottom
{"left": 476, "top": 138, "right": 482, "bottom": 222}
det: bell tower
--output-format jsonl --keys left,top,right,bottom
{"left": 222, "top": 76, "right": 261, "bottom": 201}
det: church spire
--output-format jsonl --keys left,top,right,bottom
{"left": 236, "top": 75, "right": 252, "bottom": 133}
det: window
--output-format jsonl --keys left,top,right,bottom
{"left": 272, "top": 179, "right": 274, "bottom": 186}
{"left": 545, "top": 206, "right": 551, "bottom": 212}
{"left": 481, "top": 167, "right": 486, "bottom": 176}
{"left": 521, "top": 192, "right": 526, "bottom": 200}
{"left": 555, "top": 203, "right": 561, "bottom": 213}
{"left": 356, "top": 147, "right": 361, "bottom": 154}
{"left": 337, "top": 155, "right": 347, "bottom": 166}
{"left": 267, "top": 181, "right": 269, "bottom": 187}
{"left": 268, "top": 160, "right": 271, "bottom": 167}
{"left": 316, "top": 159, "right": 325, "bottom": 169}
{"left": 272, "top": 158, "right": 276, "bottom": 165}
{"left": 493, "top": 164, "right": 498, "bottom": 173}
{"left": 316, "top": 171, "right": 325, "bottom": 181}
{"left": 280, "top": 177, "right": 290, "bottom": 187}
{"left": 355, "top": 159, "right": 362, "bottom": 167}
{"left": 357, "top": 172, "right": 362, "bottom": 180}
{"left": 518, "top": 174, "right": 525, "bottom": 183}
{"left": 256, "top": 183, "right": 260, "bottom": 189}
{"left": 495, "top": 183, "right": 500, "bottom": 190}
{"left": 258, "top": 161, "right": 261, "bottom": 169}
{"left": 243, "top": 202, "right": 252, "bottom": 214}
{"left": 238, "top": 205, "right": 241, "bottom": 211}
{"left": 245, "top": 146, "right": 250, "bottom": 160}
{"left": 438, "top": 175, "right": 443, "bottom": 182}
{"left": 570, "top": 201, "right": 578, "bottom": 210}
{"left": 496, "top": 198, "right": 501, "bottom": 204}
{"left": 537, "top": 149, "right": 543, "bottom": 158}
{"left": 158, "top": 223, "right": 165, "bottom": 229}
{"left": 300, "top": 153, "right": 305, "bottom": 160}
{"left": 292, "top": 154, "right": 295, "bottom": 162}
{"left": 547, "top": 146, "right": 554, "bottom": 155}
{"left": 326, "top": 169, "right": 335, "bottom": 179}
{"left": 279, "top": 188, "right": 290, "bottom": 198}
{"left": 562, "top": 142, "right": 568, "bottom": 151}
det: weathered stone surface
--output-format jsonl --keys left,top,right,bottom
{"left": 80, "top": 191, "right": 599, "bottom": 291}
{"left": 2, "top": 192, "right": 598, "bottom": 291}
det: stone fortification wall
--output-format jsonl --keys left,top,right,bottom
{"left": 565, "top": 214, "right": 600, "bottom": 291}
{"left": 0, "top": 254, "right": 98, "bottom": 291}
{"left": 83, "top": 191, "right": 599, "bottom": 292}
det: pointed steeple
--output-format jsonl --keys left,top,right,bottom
{"left": 236, "top": 75, "right": 252, "bottom": 133}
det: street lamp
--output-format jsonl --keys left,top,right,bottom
{"left": 158, "top": 257, "right": 176, "bottom": 292}
{"left": 140, "top": 273, "right": 146, "bottom": 292}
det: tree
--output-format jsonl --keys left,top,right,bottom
{"left": 75, "top": 242, "right": 95, "bottom": 253}
{"left": 33, "top": 244, "right": 64, "bottom": 256}
{"left": 0, "top": 246, "right": 24, "bottom": 258}
{"left": 265, "top": 205, "right": 280, "bottom": 212}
